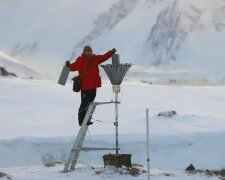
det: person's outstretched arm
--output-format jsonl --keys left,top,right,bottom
{"left": 96, "top": 48, "right": 116, "bottom": 64}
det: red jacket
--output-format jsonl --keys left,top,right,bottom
{"left": 69, "top": 50, "right": 113, "bottom": 90}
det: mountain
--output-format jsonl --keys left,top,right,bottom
{"left": 0, "top": 0, "right": 225, "bottom": 84}
{"left": 140, "top": 0, "right": 225, "bottom": 66}
{"left": 0, "top": 51, "right": 41, "bottom": 79}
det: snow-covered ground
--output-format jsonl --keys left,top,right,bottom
{"left": 0, "top": 165, "right": 221, "bottom": 180}
{"left": 0, "top": 77, "right": 225, "bottom": 179}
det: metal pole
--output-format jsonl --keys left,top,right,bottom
{"left": 146, "top": 108, "right": 150, "bottom": 180}
{"left": 115, "top": 91, "right": 119, "bottom": 155}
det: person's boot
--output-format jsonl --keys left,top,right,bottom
{"left": 86, "top": 121, "right": 93, "bottom": 125}
{"left": 87, "top": 115, "right": 93, "bottom": 125}
{"left": 79, "top": 120, "right": 93, "bottom": 126}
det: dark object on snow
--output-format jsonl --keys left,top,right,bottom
{"left": 129, "top": 164, "right": 147, "bottom": 176}
{"left": 162, "top": 173, "right": 172, "bottom": 176}
{"left": 185, "top": 167, "right": 225, "bottom": 178}
{"left": 218, "top": 169, "right": 225, "bottom": 177}
{"left": 169, "top": 79, "right": 177, "bottom": 84}
{"left": 95, "top": 164, "right": 146, "bottom": 177}
{"left": 103, "top": 154, "right": 132, "bottom": 168}
{"left": 0, "top": 67, "right": 17, "bottom": 77}
{"left": 44, "top": 161, "right": 63, "bottom": 167}
{"left": 185, "top": 164, "right": 196, "bottom": 171}
{"left": 140, "top": 80, "right": 152, "bottom": 85}
{"left": 158, "top": 111, "right": 177, "bottom": 117}
{"left": 0, "top": 171, "right": 12, "bottom": 179}
{"left": 205, "top": 169, "right": 225, "bottom": 177}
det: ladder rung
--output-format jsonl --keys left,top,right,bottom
{"left": 94, "top": 101, "right": 120, "bottom": 105}
{"left": 80, "top": 147, "right": 120, "bottom": 151}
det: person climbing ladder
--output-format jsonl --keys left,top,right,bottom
{"left": 66, "top": 45, "right": 116, "bottom": 126}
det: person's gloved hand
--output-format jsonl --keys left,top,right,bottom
{"left": 111, "top": 48, "right": 116, "bottom": 54}
{"left": 65, "top": 61, "right": 70, "bottom": 67}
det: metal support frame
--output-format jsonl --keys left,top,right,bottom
{"left": 112, "top": 85, "right": 120, "bottom": 155}
{"left": 101, "top": 55, "right": 131, "bottom": 156}
{"left": 146, "top": 109, "right": 150, "bottom": 180}
{"left": 115, "top": 92, "right": 119, "bottom": 154}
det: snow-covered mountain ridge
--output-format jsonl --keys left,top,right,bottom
{"left": 0, "top": 0, "right": 225, "bottom": 84}
{"left": 0, "top": 51, "right": 41, "bottom": 78}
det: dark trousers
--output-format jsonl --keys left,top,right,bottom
{"left": 78, "top": 89, "right": 96, "bottom": 125}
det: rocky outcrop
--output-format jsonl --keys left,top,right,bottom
{"left": 0, "top": 171, "right": 12, "bottom": 179}
{"left": 0, "top": 67, "right": 17, "bottom": 77}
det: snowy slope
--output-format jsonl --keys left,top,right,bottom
{"left": 0, "top": 0, "right": 225, "bottom": 83}
{"left": 0, "top": 0, "right": 118, "bottom": 79}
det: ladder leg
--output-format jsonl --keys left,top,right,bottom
{"left": 70, "top": 104, "right": 96, "bottom": 170}
{"left": 63, "top": 128, "right": 88, "bottom": 172}
{"left": 69, "top": 131, "right": 87, "bottom": 170}
{"left": 62, "top": 103, "right": 96, "bottom": 172}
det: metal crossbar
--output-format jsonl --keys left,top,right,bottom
{"left": 81, "top": 147, "right": 119, "bottom": 151}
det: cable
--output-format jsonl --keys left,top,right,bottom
{"left": 92, "top": 118, "right": 114, "bottom": 124}
{"left": 87, "top": 129, "right": 103, "bottom": 161}
{"left": 78, "top": 106, "right": 89, "bottom": 115}
{"left": 71, "top": 105, "right": 91, "bottom": 121}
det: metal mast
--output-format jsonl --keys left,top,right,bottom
{"left": 101, "top": 54, "right": 131, "bottom": 155}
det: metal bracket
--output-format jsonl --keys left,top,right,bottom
{"left": 114, "top": 122, "right": 118, "bottom": 126}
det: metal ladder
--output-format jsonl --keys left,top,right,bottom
{"left": 62, "top": 101, "right": 119, "bottom": 173}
